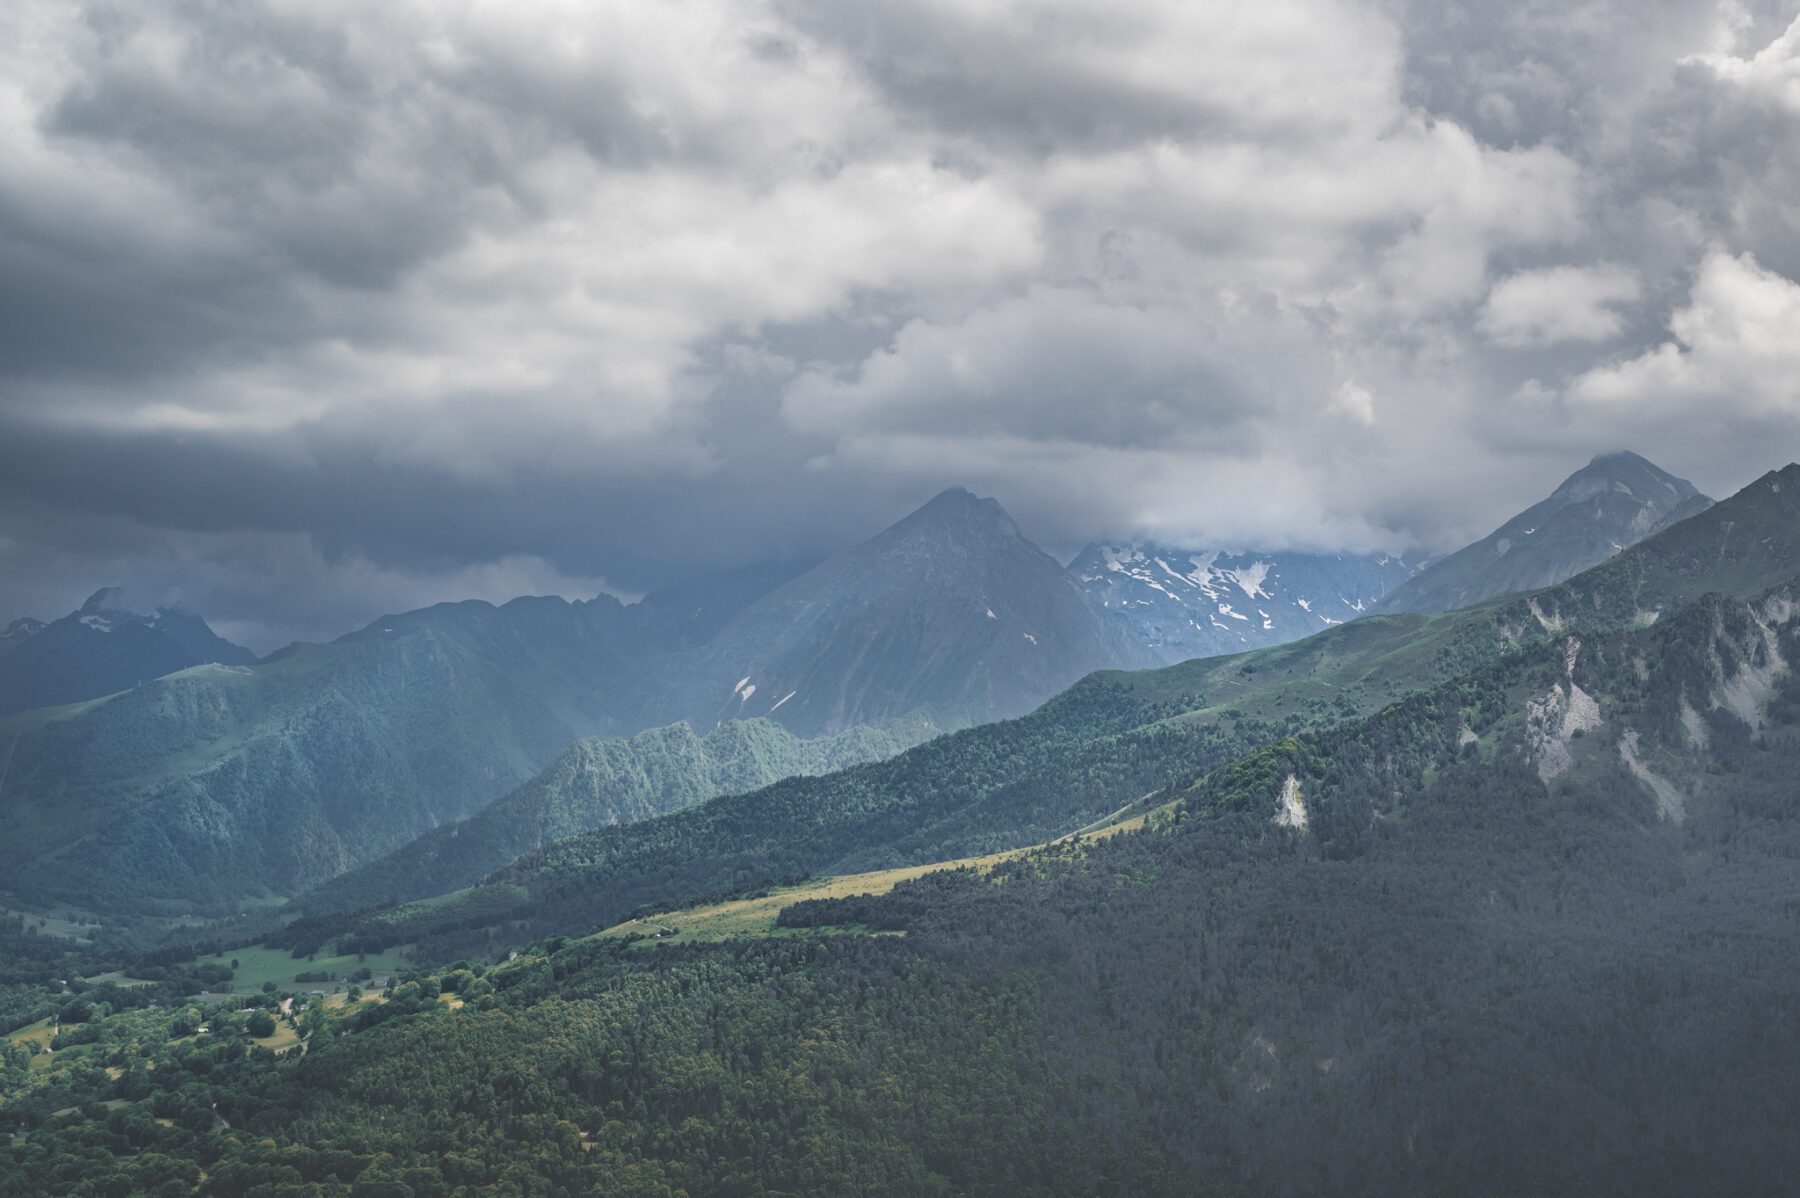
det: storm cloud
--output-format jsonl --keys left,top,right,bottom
{"left": 4, "top": 0, "right": 1800, "bottom": 648}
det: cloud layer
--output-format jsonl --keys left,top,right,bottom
{"left": 4, "top": 0, "right": 1800, "bottom": 647}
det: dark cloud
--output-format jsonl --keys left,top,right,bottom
{"left": 3, "top": 0, "right": 1800, "bottom": 649}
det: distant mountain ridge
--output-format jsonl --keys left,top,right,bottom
{"left": 320, "top": 461, "right": 1799, "bottom": 959}
{"left": 1071, "top": 544, "right": 1424, "bottom": 663}
{"left": 0, "top": 618, "right": 47, "bottom": 655}
{"left": 0, "top": 588, "right": 255, "bottom": 716}
{"left": 1376, "top": 451, "right": 1710, "bottom": 615}
{"left": 0, "top": 489, "right": 1142, "bottom": 913}
{"left": 0, "top": 455, "right": 1727, "bottom": 915}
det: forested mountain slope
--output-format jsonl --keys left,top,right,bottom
{"left": 0, "top": 595, "right": 649, "bottom": 915}
{"left": 302, "top": 714, "right": 936, "bottom": 914}
{"left": 314, "top": 465, "right": 1798, "bottom": 959}
{"left": 12, "top": 571, "right": 1800, "bottom": 1195}
{"left": 0, "top": 588, "right": 254, "bottom": 716}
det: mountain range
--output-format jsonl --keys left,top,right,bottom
{"left": 301, "top": 713, "right": 938, "bottom": 915}
{"left": 0, "top": 489, "right": 1129, "bottom": 913}
{"left": 0, "top": 453, "right": 1716, "bottom": 915}
{"left": 294, "top": 461, "right": 1799, "bottom": 961}
{"left": 10, "top": 457, "right": 1800, "bottom": 1196}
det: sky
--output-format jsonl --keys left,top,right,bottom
{"left": 3, "top": 0, "right": 1800, "bottom": 650}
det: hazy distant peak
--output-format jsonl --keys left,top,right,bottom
{"left": 1375, "top": 451, "right": 1711, "bottom": 616}
{"left": 875, "top": 487, "right": 1024, "bottom": 547}
{"left": 1757, "top": 463, "right": 1800, "bottom": 488}
{"left": 79, "top": 586, "right": 151, "bottom": 617}
{"left": 1546, "top": 451, "right": 1700, "bottom": 510}
{"left": 0, "top": 586, "right": 257, "bottom": 715}
{"left": 911, "top": 485, "right": 1010, "bottom": 520}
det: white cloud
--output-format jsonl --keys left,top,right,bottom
{"left": 1480, "top": 265, "right": 1642, "bottom": 347}
{"left": 1568, "top": 250, "right": 1800, "bottom": 417}
{"left": 784, "top": 288, "right": 1254, "bottom": 447}
{"left": 0, "top": 0, "right": 1042, "bottom": 473}
{"left": 5, "top": 0, "right": 1800, "bottom": 623}
{"left": 1332, "top": 381, "right": 1377, "bottom": 425}
{"left": 1685, "top": 11, "right": 1800, "bottom": 113}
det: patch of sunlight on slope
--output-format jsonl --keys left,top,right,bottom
{"left": 591, "top": 804, "right": 1165, "bottom": 949}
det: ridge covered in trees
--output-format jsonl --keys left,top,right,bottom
{"left": 9, "top": 575, "right": 1800, "bottom": 1194}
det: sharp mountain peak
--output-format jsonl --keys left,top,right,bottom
{"left": 1547, "top": 450, "right": 1701, "bottom": 508}
{"left": 891, "top": 485, "right": 1017, "bottom": 528}
{"left": 1374, "top": 450, "right": 1712, "bottom": 616}
{"left": 79, "top": 586, "right": 152, "bottom": 617}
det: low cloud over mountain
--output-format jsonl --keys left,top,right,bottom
{"left": 4, "top": 1, "right": 1800, "bottom": 648}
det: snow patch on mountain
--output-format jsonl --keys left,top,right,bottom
{"left": 1070, "top": 542, "right": 1424, "bottom": 665}
{"left": 1224, "top": 562, "right": 1272, "bottom": 600}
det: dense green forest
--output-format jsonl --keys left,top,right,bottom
{"left": 8, "top": 576, "right": 1800, "bottom": 1194}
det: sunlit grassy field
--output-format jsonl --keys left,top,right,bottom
{"left": 595, "top": 805, "right": 1160, "bottom": 948}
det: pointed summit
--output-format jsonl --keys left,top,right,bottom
{"left": 1376, "top": 452, "right": 1713, "bottom": 615}
{"left": 80, "top": 586, "right": 147, "bottom": 616}
{"left": 883, "top": 487, "right": 1020, "bottom": 537}
{"left": 922, "top": 485, "right": 980, "bottom": 506}
{"left": 1548, "top": 451, "right": 1702, "bottom": 510}
{"left": 666, "top": 487, "right": 1142, "bottom": 735}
